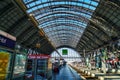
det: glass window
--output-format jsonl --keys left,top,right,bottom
{"left": 13, "top": 54, "right": 26, "bottom": 78}
{"left": 51, "top": 47, "right": 82, "bottom": 62}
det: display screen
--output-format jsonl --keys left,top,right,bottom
{"left": 62, "top": 49, "right": 68, "bottom": 55}
{"left": 13, "top": 54, "right": 26, "bottom": 77}
{"left": 0, "top": 51, "right": 10, "bottom": 79}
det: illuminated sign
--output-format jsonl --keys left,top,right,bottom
{"left": 28, "top": 54, "right": 50, "bottom": 59}
{"left": 62, "top": 49, "right": 68, "bottom": 55}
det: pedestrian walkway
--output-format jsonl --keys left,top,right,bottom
{"left": 52, "top": 65, "right": 81, "bottom": 80}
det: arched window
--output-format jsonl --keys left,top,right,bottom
{"left": 51, "top": 47, "right": 81, "bottom": 62}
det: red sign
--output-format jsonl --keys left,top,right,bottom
{"left": 28, "top": 54, "right": 50, "bottom": 59}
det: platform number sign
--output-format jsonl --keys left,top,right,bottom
{"left": 62, "top": 49, "right": 68, "bottom": 55}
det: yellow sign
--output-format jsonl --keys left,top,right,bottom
{"left": 0, "top": 51, "right": 10, "bottom": 79}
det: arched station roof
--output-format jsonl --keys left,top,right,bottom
{"left": 22, "top": 0, "right": 99, "bottom": 48}
{"left": 0, "top": 0, "right": 120, "bottom": 54}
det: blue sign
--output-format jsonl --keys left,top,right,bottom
{"left": 0, "top": 35, "right": 16, "bottom": 49}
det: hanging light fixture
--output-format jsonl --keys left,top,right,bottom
{"left": 36, "top": 43, "right": 40, "bottom": 48}
{"left": 35, "top": 38, "right": 41, "bottom": 48}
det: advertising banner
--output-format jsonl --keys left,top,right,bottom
{"left": 0, "top": 51, "right": 10, "bottom": 79}
{"left": 0, "top": 35, "right": 16, "bottom": 49}
{"left": 0, "top": 30, "right": 16, "bottom": 49}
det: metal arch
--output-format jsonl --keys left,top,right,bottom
{"left": 26, "top": 1, "right": 97, "bottom": 10}
{"left": 37, "top": 13, "right": 89, "bottom": 24}
{"left": 84, "top": 33, "right": 101, "bottom": 46}
{"left": 95, "top": 10, "right": 120, "bottom": 28}
{"left": 53, "top": 39, "right": 70, "bottom": 44}
{"left": 38, "top": 16, "right": 89, "bottom": 24}
{"left": 87, "top": 28, "right": 105, "bottom": 44}
{"left": 49, "top": 39, "right": 62, "bottom": 45}
{"left": 85, "top": 31, "right": 103, "bottom": 45}
{"left": 46, "top": 31, "right": 82, "bottom": 38}
{"left": 37, "top": 12, "right": 88, "bottom": 21}
{"left": 80, "top": 36, "right": 94, "bottom": 49}
{"left": 52, "top": 35, "right": 80, "bottom": 41}
{"left": 48, "top": 33, "right": 80, "bottom": 44}
{"left": 36, "top": 10, "right": 90, "bottom": 20}
{"left": 23, "top": 35, "right": 38, "bottom": 46}
{"left": 44, "top": 25, "right": 84, "bottom": 33}
{"left": 41, "top": 22, "right": 85, "bottom": 31}
{"left": 19, "top": 28, "right": 37, "bottom": 43}
{"left": 38, "top": 18, "right": 87, "bottom": 29}
{"left": 108, "top": 0, "right": 120, "bottom": 6}
{"left": 47, "top": 37, "right": 79, "bottom": 45}
{"left": 77, "top": 42, "right": 85, "bottom": 49}
{"left": 56, "top": 45, "right": 76, "bottom": 50}
{"left": 17, "top": 26, "right": 35, "bottom": 41}
{"left": 94, "top": 15, "right": 119, "bottom": 34}
{"left": 49, "top": 35, "right": 73, "bottom": 39}
{"left": 81, "top": 40, "right": 93, "bottom": 50}
{"left": 81, "top": 36, "right": 98, "bottom": 49}
{"left": 0, "top": 3, "right": 15, "bottom": 16}
{"left": 78, "top": 41, "right": 88, "bottom": 49}
{"left": 76, "top": 44, "right": 83, "bottom": 50}
{"left": 85, "top": 32, "right": 102, "bottom": 46}
{"left": 92, "top": 17, "right": 115, "bottom": 36}
{"left": 42, "top": 23, "right": 85, "bottom": 30}
{"left": 30, "top": 38, "right": 49, "bottom": 48}
{"left": 79, "top": 40, "right": 92, "bottom": 50}
{"left": 50, "top": 35, "right": 80, "bottom": 43}
{"left": 32, "top": 5, "right": 92, "bottom": 17}
{"left": 82, "top": 35, "right": 99, "bottom": 48}
{"left": 21, "top": 30, "right": 37, "bottom": 43}
{"left": 48, "top": 33, "right": 79, "bottom": 39}
{"left": 21, "top": 32, "right": 38, "bottom": 45}
{"left": 8, "top": 16, "right": 28, "bottom": 33}
{"left": 57, "top": 43, "right": 75, "bottom": 47}
{"left": 26, "top": 38, "right": 38, "bottom": 47}
{"left": 48, "top": 36, "right": 80, "bottom": 43}
{"left": 45, "top": 29, "right": 82, "bottom": 35}
{"left": 78, "top": 25, "right": 109, "bottom": 49}
{"left": 90, "top": 18, "right": 112, "bottom": 39}
{"left": 86, "top": 30, "right": 105, "bottom": 45}
{"left": 89, "top": 23, "right": 111, "bottom": 42}
{"left": 49, "top": 35, "right": 80, "bottom": 42}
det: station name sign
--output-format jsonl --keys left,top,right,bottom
{"left": 28, "top": 54, "right": 50, "bottom": 59}
{"left": 0, "top": 30, "right": 16, "bottom": 49}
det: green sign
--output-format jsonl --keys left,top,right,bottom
{"left": 62, "top": 49, "right": 68, "bottom": 55}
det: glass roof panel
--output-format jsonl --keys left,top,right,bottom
{"left": 35, "top": 12, "right": 91, "bottom": 20}
{"left": 44, "top": 26, "right": 84, "bottom": 33}
{"left": 23, "top": 0, "right": 99, "bottom": 48}
{"left": 39, "top": 19, "right": 87, "bottom": 28}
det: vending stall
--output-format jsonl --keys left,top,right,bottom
{"left": 0, "top": 30, "right": 16, "bottom": 80}
{"left": 26, "top": 54, "right": 51, "bottom": 80}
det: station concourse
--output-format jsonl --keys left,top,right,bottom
{"left": 0, "top": 0, "right": 120, "bottom": 80}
